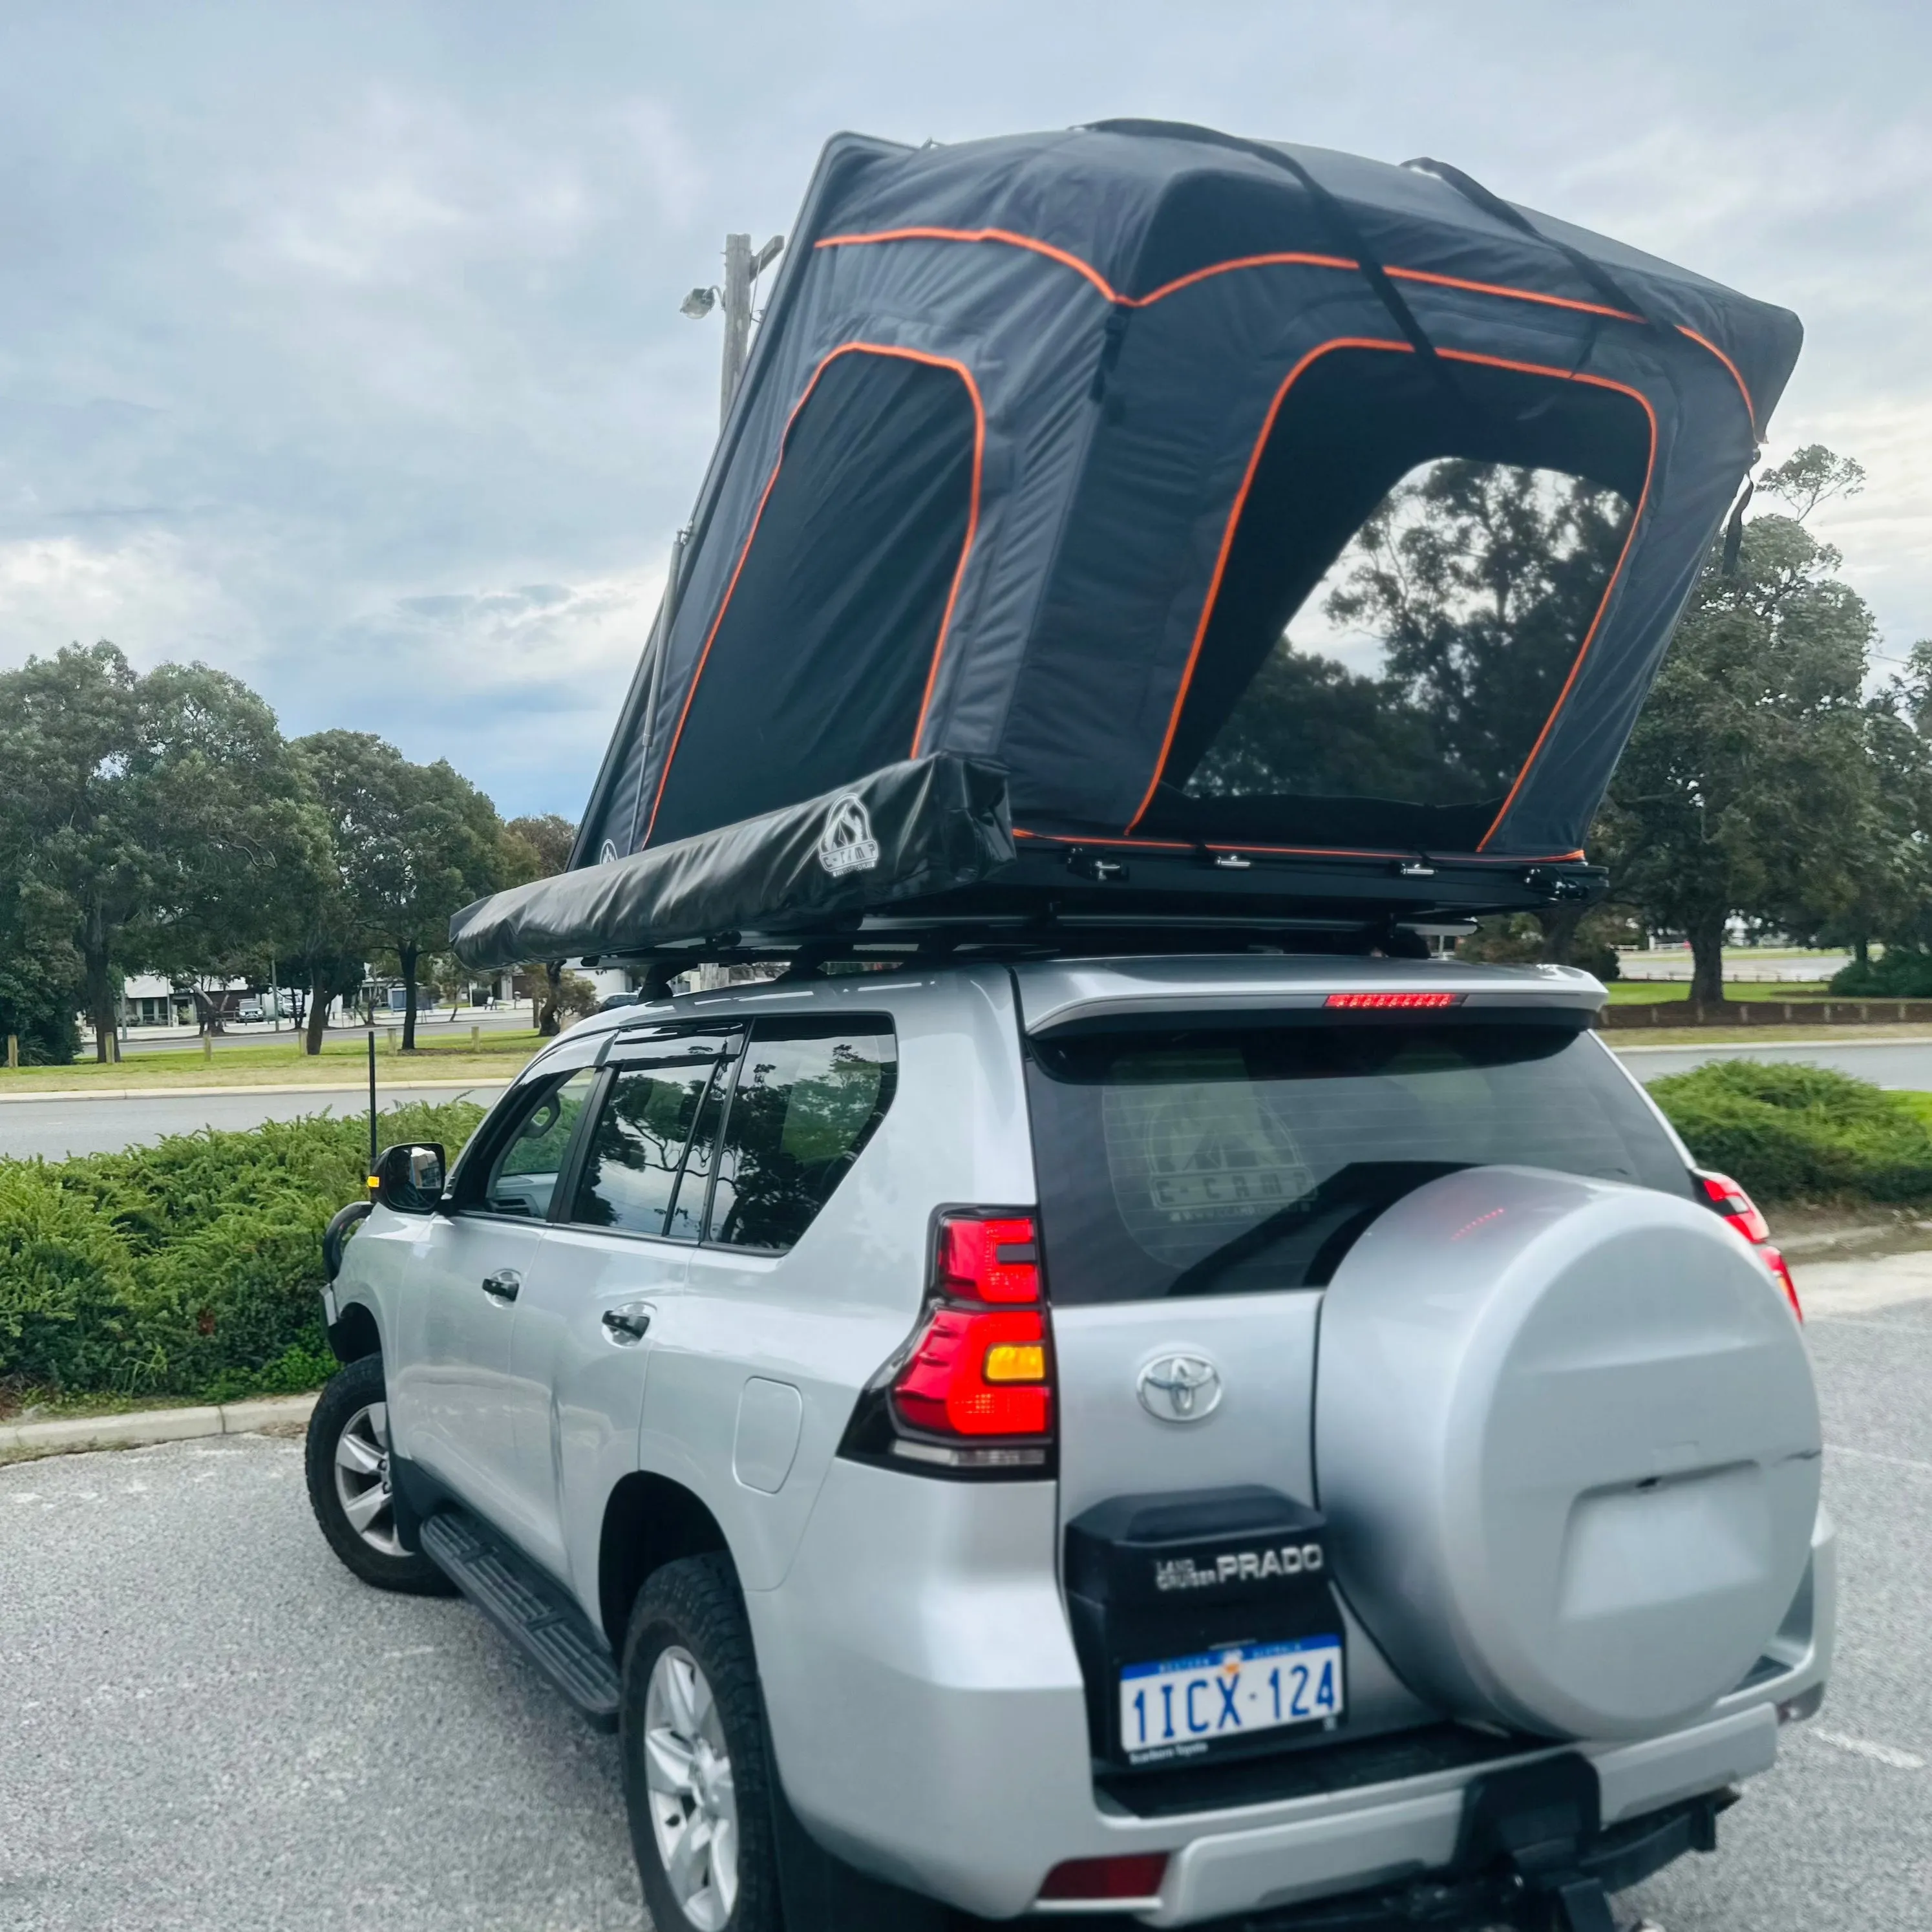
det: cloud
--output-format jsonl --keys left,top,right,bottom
{"left": 0, "top": 531, "right": 264, "bottom": 668}
{"left": 0, "top": 0, "right": 1926, "bottom": 822}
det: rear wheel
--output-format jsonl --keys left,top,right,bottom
{"left": 619, "top": 1554, "right": 780, "bottom": 1932}
{"left": 304, "top": 1354, "right": 453, "bottom": 1595}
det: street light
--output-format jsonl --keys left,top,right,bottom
{"left": 682, "top": 233, "right": 783, "bottom": 428}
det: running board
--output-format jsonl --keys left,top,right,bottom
{"left": 420, "top": 1508, "right": 621, "bottom": 1730}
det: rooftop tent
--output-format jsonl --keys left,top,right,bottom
{"left": 452, "top": 121, "right": 1800, "bottom": 970}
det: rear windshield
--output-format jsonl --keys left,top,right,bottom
{"left": 1024, "top": 1022, "right": 1691, "bottom": 1304}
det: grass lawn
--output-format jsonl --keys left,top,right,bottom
{"left": 0, "top": 1031, "right": 542, "bottom": 1095}
{"left": 1607, "top": 981, "right": 1836, "bottom": 1004}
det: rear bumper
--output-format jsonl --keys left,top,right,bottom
{"left": 752, "top": 1463, "right": 1835, "bottom": 1924}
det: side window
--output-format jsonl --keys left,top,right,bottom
{"left": 477, "top": 1067, "right": 598, "bottom": 1220}
{"left": 570, "top": 1038, "right": 734, "bottom": 1237}
{"left": 706, "top": 1023, "right": 897, "bottom": 1253}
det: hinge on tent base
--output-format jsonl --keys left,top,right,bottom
{"left": 1064, "top": 848, "right": 1129, "bottom": 883}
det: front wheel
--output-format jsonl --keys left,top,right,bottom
{"left": 619, "top": 1554, "right": 781, "bottom": 1932}
{"left": 304, "top": 1354, "right": 453, "bottom": 1594}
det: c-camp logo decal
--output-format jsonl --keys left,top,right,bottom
{"left": 818, "top": 796, "right": 880, "bottom": 877}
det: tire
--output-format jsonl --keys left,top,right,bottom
{"left": 619, "top": 1554, "right": 781, "bottom": 1932}
{"left": 304, "top": 1355, "right": 454, "bottom": 1595}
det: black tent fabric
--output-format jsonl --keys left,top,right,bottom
{"left": 454, "top": 121, "right": 1801, "bottom": 968}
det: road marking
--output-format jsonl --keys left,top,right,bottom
{"left": 1810, "top": 1729, "right": 1927, "bottom": 1770}
{"left": 1829, "top": 1444, "right": 1932, "bottom": 1476}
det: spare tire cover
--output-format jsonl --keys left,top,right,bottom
{"left": 1315, "top": 1165, "right": 1820, "bottom": 1741}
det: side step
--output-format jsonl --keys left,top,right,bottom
{"left": 420, "top": 1508, "right": 621, "bottom": 1731}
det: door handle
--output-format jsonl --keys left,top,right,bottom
{"left": 480, "top": 1268, "right": 522, "bottom": 1302}
{"left": 601, "top": 1303, "right": 652, "bottom": 1344}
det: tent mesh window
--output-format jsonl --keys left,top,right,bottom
{"left": 646, "top": 348, "right": 979, "bottom": 849}
{"left": 1140, "top": 350, "right": 1646, "bottom": 852}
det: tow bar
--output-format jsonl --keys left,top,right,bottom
{"left": 1235, "top": 1756, "right": 1732, "bottom": 1930}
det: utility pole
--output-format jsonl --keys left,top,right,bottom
{"left": 683, "top": 232, "right": 783, "bottom": 430}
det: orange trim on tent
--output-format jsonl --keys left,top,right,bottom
{"left": 1383, "top": 265, "right": 1636, "bottom": 323}
{"left": 814, "top": 227, "right": 1757, "bottom": 430}
{"left": 1129, "top": 251, "right": 1358, "bottom": 304}
{"left": 816, "top": 227, "right": 1120, "bottom": 302}
{"left": 1674, "top": 324, "right": 1758, "bottom": 436}
{"left": 1122, "top": 336, "right": 1657, "bottom": 850}
{"left": 642, "top": 341, "right": 986, "bottom": 849}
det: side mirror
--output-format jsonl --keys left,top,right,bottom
{"left": 372, "top": 1142, "right": 446, "bottom": 1215}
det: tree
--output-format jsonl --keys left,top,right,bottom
{"left": 1595, "top": 501, "right": 1879, "bottom": 1004}
{"left": 502, "top": 813, "right": 577, "bottom": 882}
{"left": 499, "top": 813, "right": 579, "bottom": 1034}
{"left": 0, "top": 876, "right": 83, "bottom": 1064}
{"left": 1194, "top": 459, "right": 1631, "bottom": 812}
{"left": 295, "top": 732, "right": 506, "bottom": 1051}
{"left": 0, "top": 643, "right": 322, "bottom": 1061}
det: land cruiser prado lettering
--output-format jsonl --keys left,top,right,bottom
{"left": 305, "top": 123, "right": 1825, "bottom": 1931}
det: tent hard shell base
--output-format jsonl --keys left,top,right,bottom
{"left": 448, "top": 756, "right": 1598, "bottom": 974}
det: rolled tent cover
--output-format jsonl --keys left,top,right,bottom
{"left": 469, "top": 120, "right": 1800, "bottom": 966}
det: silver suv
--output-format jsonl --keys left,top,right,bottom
{"left": 306, "top": 955, "right": 1829, "bottom": 1931}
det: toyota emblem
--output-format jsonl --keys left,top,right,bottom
{"left": 1137, "top": 1353, "right": 1222, "bottom": 1423}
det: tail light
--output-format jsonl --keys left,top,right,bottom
{"left": 840, "top": 1209, "right": 1055, "bottom": 1474}
{"left": 1695, "top": 1169, "right": 1801, "bottom": 1320}
{"left": 1037, "top": 1852, "right": 1168, "bottom": 1903}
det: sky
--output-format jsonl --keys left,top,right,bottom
{"left": 1, "top": 0, "right": 1926, "bottom": 820}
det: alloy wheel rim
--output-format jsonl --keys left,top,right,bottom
{"left": 642, "top": 1645, "right": 739, "bottom": 1930}
{"left": 332, "top": 1401, "right": 403, "bottom": 1558}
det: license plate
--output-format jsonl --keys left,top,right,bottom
{"left": 1119, "top": 1635, "right": 1344, "bottom": 1754}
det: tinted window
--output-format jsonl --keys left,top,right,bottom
{"left": 706, "top": 1023, "right": 897, "bottom": 1251}
{"left": 570, "top": 1039, "right": 733, "bottom": 1237}
{"left": 1026, "top": 1023, "right": 1690, "bottom": 1304}
{"left": 478, "top": 1067, "right": 597, "bottom": 1220}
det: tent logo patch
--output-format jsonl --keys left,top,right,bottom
{"left": 819, "top": 796, "right": 880, "bottom": 877}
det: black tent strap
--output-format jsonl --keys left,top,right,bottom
{"left": 1088, "top": 120, "right": 1472, "bottom": 419}
{"left": 1402, "top": 156, "right": 1670, "bottom": 348}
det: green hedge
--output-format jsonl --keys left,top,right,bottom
{"left": 0, "top": 1101, "right": 485, "bottom": 1401}
{"left": 1829, "top": 948, "right": 1932, "bottom": 998}
{"left": 1649, "top": 1059, "right": 1932, "bottom": 1205}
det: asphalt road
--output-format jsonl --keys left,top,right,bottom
{"left": 1, "top": 1258, "right": 1926, "bottom": 1932}
{"left": 1615, "top": 1037, "right": 1932, "bottom": 1088}
{"left": 0, "top": 1085, "right": 511, "bottom": 1161}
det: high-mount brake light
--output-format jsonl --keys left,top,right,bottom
{"left": 1324, "top": 991, "right": 1458, "bottom": 1009}
{"left": 1695, "top": 1169, "right": 1801, "bottom": 1319}
{"left": 1037, "top": 1853, "right": 1169, "bottom": 1902}
{"left": 859, "top": 1209, "right": 1056, "bottom": 1471}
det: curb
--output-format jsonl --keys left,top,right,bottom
{"left": 0, "top": 1392, "right": 319, "bottom": 1463}
{"left": 0, "top": 1077, "right": 514, "bottom": 1104}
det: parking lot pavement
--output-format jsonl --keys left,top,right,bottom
{"left": 0, "top": 1435, "right": 642, "bottom": 1932}
{"left": 2, "top": 1264, "right": 1927, "bottom": 1932}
